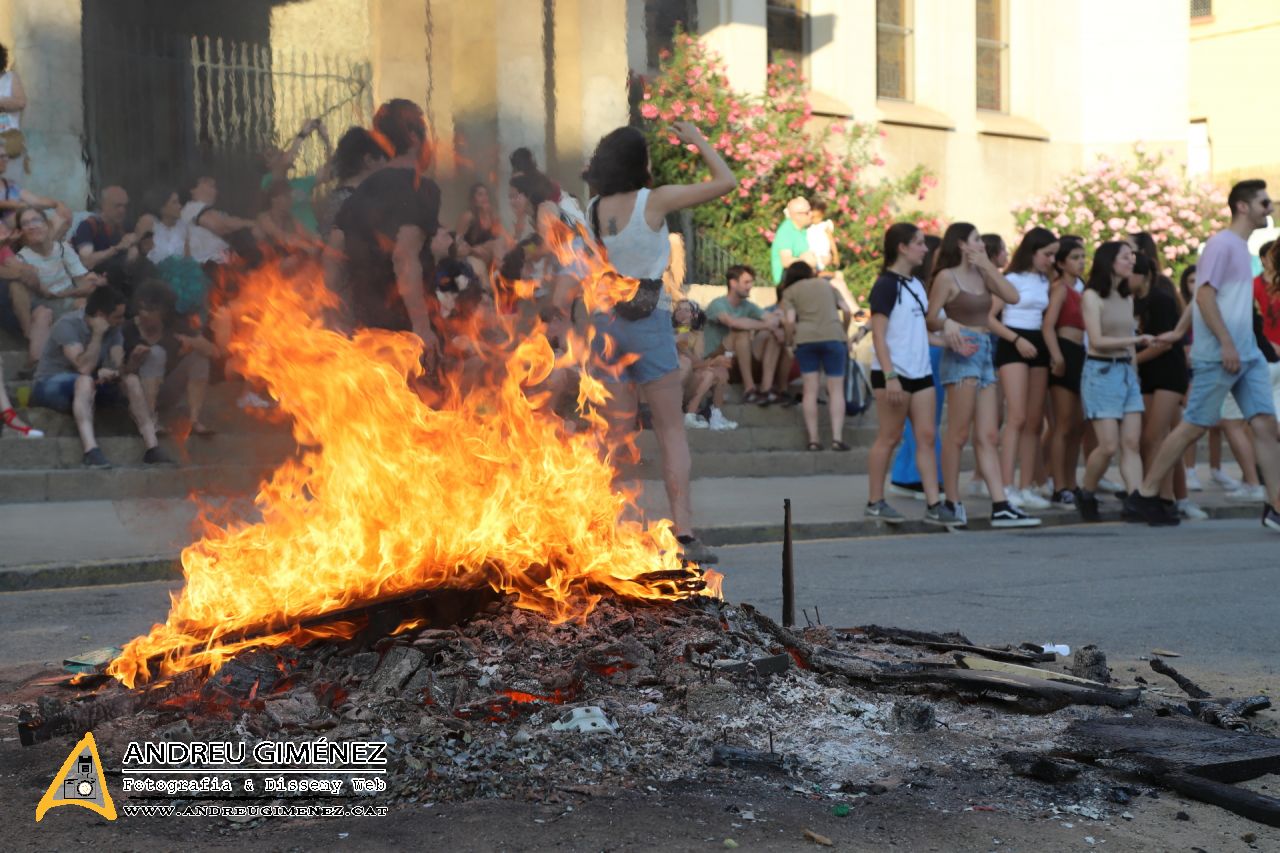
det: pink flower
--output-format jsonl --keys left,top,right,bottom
{"left": 640, "top": 104, "right": 659, "bottom": 120}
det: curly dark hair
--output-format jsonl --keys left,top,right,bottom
{"left": 583, "top": 126, "right": 651, "bottom": 197}
{"left": 781, "top": 260, "right": 815, "bottom": 289}
{"left": 510, "top": 171, "right": 555, "bottom": 210}
{"left": 333, "top": 126, "right": 387, "bottom": 182}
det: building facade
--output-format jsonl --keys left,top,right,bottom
{"left": 1188, "top": 0, "right": 1280, "bottom": 187}
{"left": 0, "top": 0, "right": 629, "bottom": 221}
{"left": 630, "top": 0, "right": 1191, "bottom": 236}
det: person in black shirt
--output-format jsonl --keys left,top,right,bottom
{"left": 331, "top": 99, "right": 442, "bottom": 367}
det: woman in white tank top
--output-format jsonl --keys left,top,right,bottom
{"left": 582, "top": 122, "right": 736, "bottom": 566}
{"left": 989, "top": 227, "right": 1059, "bottom": 507}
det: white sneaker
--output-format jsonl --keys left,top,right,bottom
{"left": 684, "top": 412, "right": 709, "bottom": 429}
{"left": 1211, "top": 468, "right": 1242, "bottom": 491}
{"left": 1226, "top": 483, "right": 1266, "bottom": 501}
{"left": 1177, "top": 499, "right": 1208, "bottom": 520}
{"left": 1097, "top": 477, "right": 1125, "bottom": 495}
{"left": 1184, "top": 467, "right": 1203, "bottom": 491}
{"left": 966, "top": 479, "right": 990, "bottom": 499}
{"left": 1007, "top": 488, "right": 1025, "bottom": 508}
{"left": 1015, "top": 488, "right": 1052, "bottom": 510}
{"left": 953, "top": 501, "right": 968, "bottom": 527}
{"left": 707, "top": 407, "right": 738, "bottom": 431}
{"left": 1038, "top": 479, "right": 1055, "bottom": 498}
{"left": 238, "top": 391, "right": 275, "bottom": 409}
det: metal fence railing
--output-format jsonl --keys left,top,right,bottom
{"left": 83, "top": 28, "right": 372, "bottom": 213}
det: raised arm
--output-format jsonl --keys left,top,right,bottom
{"left": 647, "top": 122, "right": 737, "bottom": 222}
{"left": 970, "top": 248, "right": 1020, "bottom": 303}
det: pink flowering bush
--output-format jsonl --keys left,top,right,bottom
{"left": 639, "top": 32, "right": 933, "bottom": 292}
{"left": 1013, "top": 146, "right": 1227, "bottom": 276}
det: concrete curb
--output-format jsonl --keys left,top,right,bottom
{"left": 0, "top": 504, "right": 1263, "bottom": 593}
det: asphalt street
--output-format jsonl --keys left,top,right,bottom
{"left": 2, "top": 519, "right": 1276, "bottom": 679}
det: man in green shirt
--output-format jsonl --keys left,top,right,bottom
{"left": 769, "top": 197, "right": 819, "bottom": 285}
{"left": 704, "top": 265, "right": 790, "bottom": 404}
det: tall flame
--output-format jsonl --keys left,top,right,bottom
{"left": 109, "top": 232, "right": 721, "bottom": 688}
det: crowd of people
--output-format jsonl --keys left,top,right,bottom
{"left": 854, "top": 179, "right": 1280, "bottom": 534}
{"left": 2, "top": 78, "right": 1278, "bottom": 562}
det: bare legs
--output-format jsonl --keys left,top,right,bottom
{"left": 1222, "top": 419, "right": 1261, "bottom": 487}
{"left": 799, "top": 371, "right": 846, "bottom": 445}
{"left": 1085, "top": 413, "right": 1143, "bottom": 493}
{"left": 999, "top": 363, "right": 1048, "bottom": 490}
{"left": 640, "top": 369, "right": 694, "bottom": 536}
{"left": 870, "top": 387, "right": 940, "bottom": 505}
{"left": 28, "top": 305, "right": 53, "bottom": 366}
{"left": 943, "top": 380, "right": 1007, "bottom": 505}
{"left": 1048, "top": 385, "right": 1083, "bottom": 492}
{"left": 1141, "top": 390, "right": 1185, "bottom": 500}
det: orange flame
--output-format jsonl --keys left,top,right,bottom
{"left": 108, "top": 228, "right": 721, "bottom": 689}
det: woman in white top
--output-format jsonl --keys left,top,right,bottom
{"left": 138, "top": 187, "right": 190, "bottom": 264}
{"left": 582, "top": 121, "right": 736, "bottom": 566}
{"left": 864, "top": 223, "right": 965, "bottom": 528}
{"left": 16, "top": 207, "right": 102, "bottom": 364}
{"left": 989, "top": 227, "right": 1059, "bottom": 509}
{"left": 0, "top": 43, "right": 25, "bottom": 174}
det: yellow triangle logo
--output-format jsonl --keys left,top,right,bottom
{"left": 35, "top": 732, "right": 117, "bottom": 822}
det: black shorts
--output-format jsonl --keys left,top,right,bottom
{"left": 871, "top": 370, "right": 934, "bottom": 394}
{"left": 994, "top": 327, "right": 1050, "bottom": 369}
{"left": 1139, "top": 355, "right": 1190, "bottom": 396}
{"left": 1049, "top": 337, "right": 1085, "bottom": 394}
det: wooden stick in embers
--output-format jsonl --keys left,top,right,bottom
{"left": 781, "top": 499, "right": 795, "bottom": 628}
{"left": 1150, "top": 657, "right": 1211, "bottom": 699}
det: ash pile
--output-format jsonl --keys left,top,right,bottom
{"left": 13, "top": 597, "right": 1280, "bottom": 827}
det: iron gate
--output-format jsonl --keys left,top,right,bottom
{"left": 82, "top": 27, "right": 372, "bottom": 215}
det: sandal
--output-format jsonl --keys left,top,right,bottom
{"left": 831, "top": 440, "right": 852, "bottom": 452}
{"left": 2, "top": 407, "right": 43, "bottom": 439}
{"left": 806, "top": 441, "right": 823, "bottom": 451}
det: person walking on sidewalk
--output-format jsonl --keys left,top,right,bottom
{"left": 925, "top": 223, "right": 1040, "bottom": 528}
{"left": 778, "top": 260, "right": 852, "bottom": 452}
{"left": 583, "top": 121, "right": 737, "bottom": 564}
{"left": 1075, "top": 242, "right": 1155, "bottom": 522}
{"left": 1130, "top": 180, "right": 1280, "bottom": 531}
{"left": 864, "top": 223, "right": 964, "bottom": 527}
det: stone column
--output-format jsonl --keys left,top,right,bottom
{"left": 7, "top": 0, "right": 88, "bottom": 207}
{"left": 493, "top": 0, "right": 547, "bottom": 223}
{"left": 696, "top": 0, "right": 767, "bottom": 95}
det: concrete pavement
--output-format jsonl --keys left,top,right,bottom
{"left": 0, "top": 464, "right": 1267, "bottom": 591}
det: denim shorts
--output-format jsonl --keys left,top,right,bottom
{"left": 1185, "top": 356, "right": 1278, "bottom": 427}
{"left": 1081, "top": 358, "right": 1144, "bottom": 421}
{"left": 591, "top": 308, "right": 680, "bottom": 385}
{"left": 938, "top": 331, "right": 996, "bottom": 389}
{"left": 794, "top": 340, "right": 846, "bottom": 376}
{"left": 31, "top": 372, "right": 125, "bottom": 413}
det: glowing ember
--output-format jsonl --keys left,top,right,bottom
{"left": 108, "top": 235, "right": 721, "bottom": 689}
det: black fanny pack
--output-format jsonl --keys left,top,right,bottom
{"left": 590, "top": 199, "right": 662, "bottom": 321}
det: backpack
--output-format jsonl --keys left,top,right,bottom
{"left": 845, "top": 357, "right": 873, "bottom": 417}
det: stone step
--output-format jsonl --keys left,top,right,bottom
{"left": 0, "top": 463, "right": 272, "bottom": 503}
{"left": 636, "top": 424, "right": 878, "bottom": 456}
{"left": 0, "top": 432, "right": 296, "bottom": 469}
{"left": 625, "top": 447, "right": 974, "bottom": 480}
{"left": 701, "top": 401, "right": 877, "bottom": 430}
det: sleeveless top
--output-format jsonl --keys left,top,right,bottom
{"left": 590, "top": 187, "right": 671, "bottom": 311}
{"left": 1002, "top": 271, "right": 1050, "bottom": 329}
{"left": 1091, "top": 292, "right": 1135, "bottom": 356}
{"left": 943, "top": 272, "right": 992, "bottom": 327}
{"left": 1057, "top": 284, "right": 1084, "bottom": 331}
{"left": 0, "top": 73, "right": 18, "bottom": 132}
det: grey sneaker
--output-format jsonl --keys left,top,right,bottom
{"left": 676, "top": 536, "right": 719, "bottom": 565}
{"left": 924, "top": 501, "right": 961, "bottom": 527}
{"left": 864, "top": 500, "right": 906, "bottom": 525}
{"left": 82, "top": 447, "right": 111, "bottom": 469}
{"left": 143, "top": 446, "right": 177, "bottom": 465}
